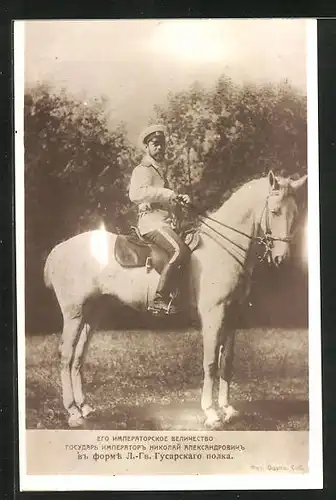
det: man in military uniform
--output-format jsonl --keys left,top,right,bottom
{"left": 129, "top": 124, "right": 191, "bottom": 314}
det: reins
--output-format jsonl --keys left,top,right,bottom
{"left": 179, "top": 195, "right": 295, "bottom": 264}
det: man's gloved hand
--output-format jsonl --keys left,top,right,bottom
{"left": 176, "top": 194, "right": 191, "bottom": 205}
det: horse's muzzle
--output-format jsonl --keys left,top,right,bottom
{"left": 272, "top": 241, "right": 290, "bottom": 266}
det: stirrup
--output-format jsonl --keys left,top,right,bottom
{"left": 148, "top": 296, "right": 179, "bottom": 316}
{"left": 166, "top": 296, "right": 180, "bottom": 315}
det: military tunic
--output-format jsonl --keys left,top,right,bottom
{"left": 129, "top": 155, "right": 175, "bottom": 235}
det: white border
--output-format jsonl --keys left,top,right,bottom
{"left": 16, "top": 19, "right": 322, "bottom": 491}
{"left": 306, "top": 19, "right": 323, "bottom": 485}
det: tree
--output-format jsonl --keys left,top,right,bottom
{"left": 24, "top": 84, "right": 136, "bottom": 330}
{"left": 153, "top": 77, "right": 307, "bottom": 212}
{"left": 25, "top": 84, "right": 137, "bottom": 243}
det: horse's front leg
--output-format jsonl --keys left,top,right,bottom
{"left": 200, "top": 303, "right": 224, "bottom": 429}
{"left": 217, "top": 275, "right": 251, "bottom": 423}
{"left": 218, "top": 331, "right": 239, "bottom": 423}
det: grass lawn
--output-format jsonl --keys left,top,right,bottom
{"left": 25, "top": 327, "right": 308, "bottom": 431}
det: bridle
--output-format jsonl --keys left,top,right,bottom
{"left": 255, "top": 195, "right": 293, "bottom": 263}
{"left": 183, "top": 192, "right": 296, "bottom": 265}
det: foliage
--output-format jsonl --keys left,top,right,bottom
{"left": 153, "top": 77, "right": 307, "bottom": 211}
{"left": 25, "top": 83, "right": 137, "bottom": 250}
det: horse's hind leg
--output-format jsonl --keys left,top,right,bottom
{"left": 59, "top": 314, "right": 84, "bottom": 427}
{"left": 218, "top": 331, "right": 239, "bottom": 423}
{"left": 71, "top": 322, "right": 95, "bottom": 418}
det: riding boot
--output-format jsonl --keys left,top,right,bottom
{"left": 150, "top": 263, "right": 180, "bottom": 315}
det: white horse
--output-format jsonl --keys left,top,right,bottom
{"left": 44, "top": 171, "right": 307, "bottom": 428}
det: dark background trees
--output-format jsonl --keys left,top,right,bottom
{"left": 154, "top": 77, "right": 306, "bottom": 211}
{"left": 24, "top": 78, "right": 307, "bottom": 332}
{"left": 24, "top": 84, "right": 137, "bottom": 330}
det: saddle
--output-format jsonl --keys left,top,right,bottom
{"left": 115, "top": 227, "right": 201, "bottom": 273}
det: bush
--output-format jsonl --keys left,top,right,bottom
{"left": 154, "top": 77, "right": 307, "bottom": 211}
{"left": 24, "top": 84, "right": 137, "bottom": 330}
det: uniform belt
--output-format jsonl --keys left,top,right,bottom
{"left": 139, "top": 203, "right": 166, "bottom": 213}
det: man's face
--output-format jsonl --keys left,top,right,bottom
{"left": 146, "top": 136, "right": 166, "bottom": 162}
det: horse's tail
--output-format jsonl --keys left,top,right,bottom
{"left": 43, "top": 252, "right": 53, "bottom": 289}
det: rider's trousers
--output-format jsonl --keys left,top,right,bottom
{"left": 143, "top": 226, "right": 190, "bottom": 299}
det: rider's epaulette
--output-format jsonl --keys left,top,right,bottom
{"left": 140, "top": 156, "right": 153, "bottom": 168}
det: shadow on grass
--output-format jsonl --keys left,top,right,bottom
{"left": 224, "top": 399, "right": 309, "bottom": 431}
{"left": 84, "top": 399, "right": 309, "bottom": 431}
{"left": 85, "top": 400, "right": 206, "bottom": 431}
{"left": 28, "top": 398, "right": 309, "bottom": 431}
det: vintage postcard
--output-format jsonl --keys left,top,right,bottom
{"left": 15, "top": 19, "right": 322, "bottom": 490}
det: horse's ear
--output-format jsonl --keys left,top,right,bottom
{"left": 290, "top": 174, "right": 308, "bottom": 192}
{"left": 268, "top": 170, "right": 279, "bottom": 190}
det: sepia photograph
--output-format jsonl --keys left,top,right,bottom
{"left": 15, "top": 18, "right": 322, "bottom": 489}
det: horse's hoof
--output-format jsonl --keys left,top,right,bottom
{"left": 204, "top": 408, "right": 223, "bottom": 430}
{"left": 68, "top": 406, "right": 85, "bottom": 428}
{"left": 221, "top": 405, "right": 239, "bottom": 423}
{"left": 205, "top": 418, "right": 222, "bottom": 430}
{"left": 68, "top": 414, "right": 85, "bottom": 428}
{"left": 81, "top": 403, "right": 95, "bottom": 418}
